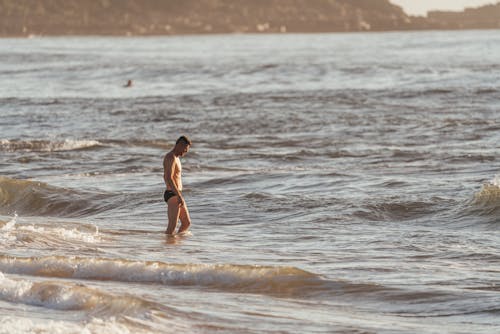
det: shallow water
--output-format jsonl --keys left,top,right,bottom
{"left": 1, "top": 31, "right": 500, "bottom": 333}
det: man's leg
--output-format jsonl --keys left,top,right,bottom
{"left": 166, "top": 197, "right": 180, "bottom": 234}
{"left": 178, "top": 204, "right": 191, "bottom": 233}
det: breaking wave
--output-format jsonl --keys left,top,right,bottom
{"left": 0, "top": 316, "right": 160, "bottom": 334}
{"left": 0, "top": 272, "right": 190, "bottom": 333}
{"left": 0, "top": 255, "right": 383, "bottom": 298}
{"left": 0, "top": 177, "right": 115, "bottom": 217}
{"left": 353, "top": 198, "right": 443, "bottom": 221}
{"left": 0, "top": 272, "right": 155, "bottom": 315}
{"left": 469, "top": 176, "right": 500, "bottom": 217}
{"left": 0, "top": 139, "right": 102, "bottom": 152}
{"left": 0, "top": 215, "right": 102, "bottom": 251}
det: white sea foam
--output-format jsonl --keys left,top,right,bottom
{"left": 55, "top": 139, "right": 102, "bottom": 151}
{"left": 0, "top": 271, "right": 32, "bottom": 298}
{"left": 0, "top": 215, "right": 18, "bottom": 245}
{"left": 0, "top": 271, "right": 157, "bottom": 314}
{"left": 474, "top": 175, "right": 500, "bottom": 204}
{"left": 0, "top": 272, "right": 84, "bottom": 310}
{"left": 19, "top": 224, "right": 101, "bottom": 243}
{"left": 0, "top": 214, "right": 17, "bottom": 231}
{"left": 0, "top": 272, "right": 192, "bottom": 334}
{"left": 0, "top": 139, "right": 101, "bottom": 152}
{"left": 491, "top": 175, "right": 500, "bottom": 187}
{"left": 0, "top": 214, "right": 101, "bottom": 246}
{"left": 0, "top": 316, "right": 137, "bottom": 334}
{"left": 0, "top": 218, "right": 103, "bottom": 255}
{"left": 0, "top": 315, "right": 191, "bottom": 334}
{"left": 0, "top": 255, "right": 325, "bottom": 296}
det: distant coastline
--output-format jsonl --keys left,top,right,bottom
{"left": 1, "top": 0, "right": 499, "bottom": 37}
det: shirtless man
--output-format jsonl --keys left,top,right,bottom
{"left": 163, "top": 136, "right": 192, "bottom": 235}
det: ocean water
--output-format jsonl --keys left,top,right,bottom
{"left": 0, "top": 31, "right": 500, "bottom": 333}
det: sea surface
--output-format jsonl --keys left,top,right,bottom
{"left": 0, "top": 31, "right": 499, "bottom": 333}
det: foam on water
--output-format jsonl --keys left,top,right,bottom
{"left": 471, "top": 175, "right": 500, "bottom": 217}
{"left": 0, "top": 139, "right": 102, "bottom": 152}
{"left": 18, "top": 224, "right": 101, "bottom": 244}
{"left": 0, "top": 255, "right": 380, "bottom": 298}
{"left": 0, "top": 271, "right": 176, "bottom": 318}
{"left": 0, "top": 215, "right": 102, "bottom": 250}
{"left": 0, "top": 213, "right": 17, "bottom": 231}
{"left": 0, "top": 272, "right": 88, "bottom": 311}
{"left": 491, "top": 175, "right": 500, "bottom": 187}
{"left": 0, "top": 271, "right": 193, "bottom": 333}
{"left": 0, "top": 215, "right": 18, "bottom": 244}
{"left": 0, "top": 317, "right": 136, "bottom": 334}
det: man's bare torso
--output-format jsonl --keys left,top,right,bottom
{"left": 164, "top": 152, "right": 182, "bottom": 191}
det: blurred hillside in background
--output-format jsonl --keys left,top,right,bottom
{"left": 1, "top": 0, "right": 499, "bottom": 36}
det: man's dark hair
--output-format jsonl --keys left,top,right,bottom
{"left": 176, "top": 135, "right": 192, "bottom": 146}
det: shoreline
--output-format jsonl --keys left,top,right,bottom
{"left": 2, "top": 27, "right": 500, "bottom": 39}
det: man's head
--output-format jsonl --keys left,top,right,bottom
{"left": 174, "top": 135, "right": 192, "bottom": 157}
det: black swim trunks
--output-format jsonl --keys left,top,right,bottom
{"left": 164, "top": 190, "right": 176, "bottom": 203}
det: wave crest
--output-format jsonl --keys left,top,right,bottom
{"left": 0, "top": 139, "right": 102, "bottom": 152}
{"left": 0, "top": 272, "right": 171, "bottom": 318}
{"left": 0, "top": 177, "right": 113, "bottom": 217}
{"left": 470, "top": 177, "right": 500, "bottom": 216}
{"left": 354, "top": 199, "right": 440, "bottom": 221}
{"left": 0, "top": 215, "right": 102, "bottom": 251}
{"left": 0, "top": 255, "right": 382, "bottom": 298}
